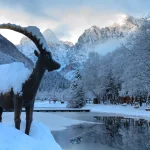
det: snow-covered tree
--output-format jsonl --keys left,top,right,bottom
{"left": 118, "top": 18, "right": 150, "bottom": 102}
{"left": 82, "top": 52, "right": 102, "bottom": 102}
{"left": 37, "top": 71, "right": 70, "bottom": 100}
{"left": 67, "top": 70, "right": 85, "bottom": 108}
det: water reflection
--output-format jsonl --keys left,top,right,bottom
{"left": 91, "top": 116, "right": 150, "bottom": 150}
{"left": 52, "top": 116, "right": 150, "bottom": 150}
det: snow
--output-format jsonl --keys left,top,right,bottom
{"left": 34, "top": 101, "right": 150, "bottom": 119}
{"left": 1, "top": 111, "right": 89, "bottom": 149}
{"left": 17, "top": 37, "right": 38, "bottom": 63}
{"left": 26, "top": 26, "right": 49, "bottom": 50}
{"left": 1, "top": 110, "right": 93, "bottom": 150}
{"left": 64, "top": 70, "right": 76, "bottom": 80}
{"left": 2, "top": 102, "right": 150, "bottom": 149}
{"left": 85, "top": 104, "right": 150, "bottom": 119}
{"left": 34, "top": 101, "right": 67, "bottom": 108}
{"left": 0, "top": 121, "right": 62, "bottom": 150}
{"left": 35, "top": 101, "right": 150, "bottom": 119}
{"left": 0, "top": 62, "right": 31, "bottom": 94}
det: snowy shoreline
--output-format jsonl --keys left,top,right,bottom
{"left": 35, "top": 101, "right": 150, "bottom": 119}
{"left": 1, "top": 101, "right": 150, "bottom": 150}
{"left": 85, "top": 104, "right": 150, "bottom": 119}
{"left": 1, "top": 111, "right": 90, "bottom": 150}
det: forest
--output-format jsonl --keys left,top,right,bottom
{"left": 79, "top": 18, "right": 150, "bottom": 105}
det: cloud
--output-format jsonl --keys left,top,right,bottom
{"left": 1, "top": 0, "right": 149, "bottom": 17}
{"left": 0, "top": 8, "right": 59, "bottom": 44}
{"left": 0, "top": 0, "right": 150, "bottom": 44}
{"left": 53, "top": 7, "right": 128, "bottom": 43}
{"left": 53, "top": 24, "right": 71, "bottom": 39}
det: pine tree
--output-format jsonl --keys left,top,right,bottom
{"left": 67, "top": 70, "right": 85, "bottom": 108}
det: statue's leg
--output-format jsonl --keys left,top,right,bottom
{"left": 25, "top": 102, "right": 34, "bottom": 135}
{"left": 0, "top": 107, "right": 3, "bottom": 122}
{"left": 14, "top": 96, "right": 23, "bottom": 130}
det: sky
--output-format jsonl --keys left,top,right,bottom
{"left": 0, "top": 0, "right": 150, "bottom": 44}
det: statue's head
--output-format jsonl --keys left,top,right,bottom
{"left": 34, "top": 50, "right": 60, "bottom": 71}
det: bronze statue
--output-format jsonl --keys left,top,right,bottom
{"left": 0, "top": 23, "right": 60, "bottom": 135}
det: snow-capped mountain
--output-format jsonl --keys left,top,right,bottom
{"left": 17, "top": 29, "right": 73, "bottom": 67}
{"left": 76, "top": 15, "right": 139, "bottom": 49}
{"left": 75, "top": 16, "right": 140, "bottom": 56}
{"left": 71, "top": 15, "right": 140, "bottom": 63}
{"left": 16, "top": 15, "right": 142, "bottom": 77}
{"left": 16, "top": 29, "right": 71, "bottom": 94}
{"left": 61, "top": 41, "right": 74, "bottom": 47}
{"left": 17, "top": 36, "right": 37, "bottom": 63}
{"left": 0, "top": 34, "right": 33, "bottom": 68}
{"left": 43, "top": 29, "right": 60, "bottom": 45}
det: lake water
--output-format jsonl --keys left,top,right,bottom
{"left": 52, "top": 113, "right": 150, "bottom": 150}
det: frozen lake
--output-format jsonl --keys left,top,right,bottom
{"left": 52, "top": 112, "right": 150, "bottom": 150}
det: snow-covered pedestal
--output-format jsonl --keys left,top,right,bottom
{"left": 0, "top": 121, "right": 62, "bottom": 150}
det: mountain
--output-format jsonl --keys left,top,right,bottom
{"left": 43, "top": 29, "right": 60, "bottom": 45}
{"left": 76, "top": 15, "right": 139, "bottom": 49}
{"left": 0, "top": 51, "right": 16, "bottom": 64}
{"left": 17, "top": 36, "right": 37, "bottom": 63}
{"left": 70, "top": 15, "right": 141, "bottom": 64}
{"left": 16, "top": 15, "right": 142, "bottom": 77}
{"left": 17, "top": 29, "right": 73, "bottom": 67}
{"left": 38, "top": 71, "right": 70, "bottom": 93}
{"left": 0, "top": 34, "right": 33, "bottom": 68}
{"left": 14, "top": 15, "right": 144, "bottom": 96}
{"left": 16, "top": 30, "right": 71, "bottom": 95}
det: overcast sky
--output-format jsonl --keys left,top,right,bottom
{"left": 0, "top": 0, "right": 149, "bottom": 44}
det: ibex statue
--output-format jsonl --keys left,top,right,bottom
{"left": 0, "top": 23, "right": 60, "bottom": 135}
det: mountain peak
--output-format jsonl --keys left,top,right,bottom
{"left": 76, "top": 15, "right": 141, "bottom": 48}
{"left": 61, "top": 41, "right": 74, "bottom": 47}
{"left": 76, "top": 25, "right": 101, "bottom": 45}
{"left": 88, "top": 26, "right": 100, "bottom": 32}
{"left": 113, "top": 15, "right": 139, "bottom": 29}
{"left": 43, "top": 29, "right": 60, "bottom": 45}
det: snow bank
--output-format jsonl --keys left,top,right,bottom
{"left": 0, "top": 62, "right": 31, "bottom": 94}
{"left": 0, "top": 121, "right": 62, "bottom": 150}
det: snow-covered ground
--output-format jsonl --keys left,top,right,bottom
{"left": 0, "top": 121, "right": 61, "bottom": 150}
{"left": 34, "top": 101, "right": 150, "bottom": 119}
{"left": 85, "top": 104, "right": 150, "bottom": 119}
{"left": 34, "top": 100, "right": 67, "bottom": 108}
